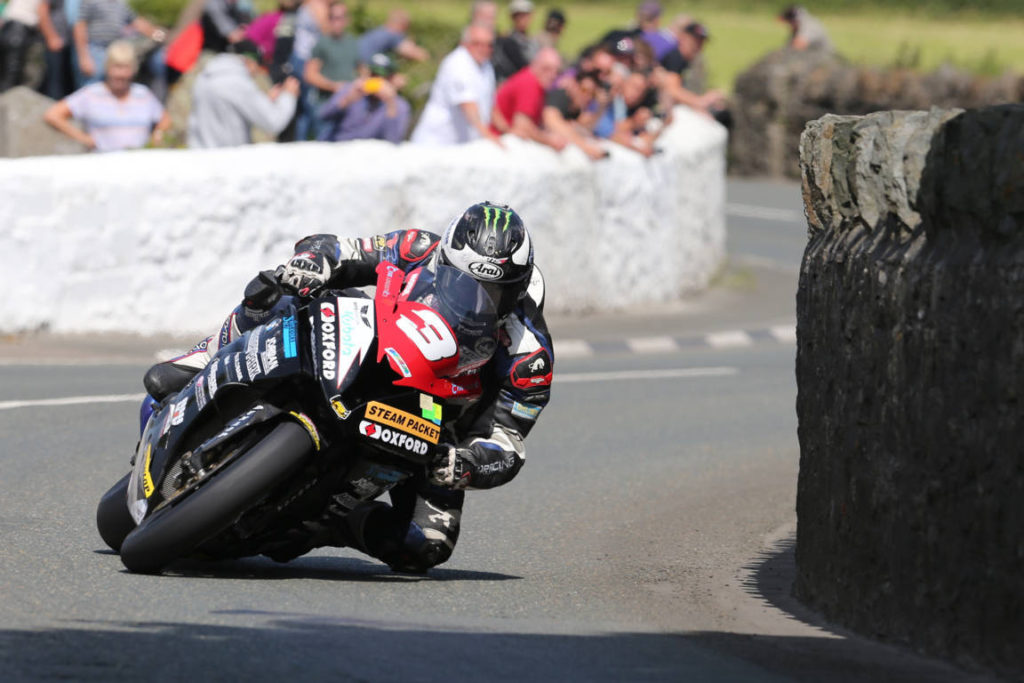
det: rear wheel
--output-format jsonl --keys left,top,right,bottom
{"left": 96, "top": 472, "right": 136, "bottom": 552}
{"left": 119, "top": 421, "right": 314, "bottom": 574}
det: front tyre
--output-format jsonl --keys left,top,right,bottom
{"left": 96, "top": 472, "right": 136, "bottom": 552}
{"left": 119, "top": 421, "right": 314, "bottom": 574}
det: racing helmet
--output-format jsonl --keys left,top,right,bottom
{"left": 438, "top": 201, "right": 534, "bottom": 315}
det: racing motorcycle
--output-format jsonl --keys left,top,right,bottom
{"left": 96, "top": 262, "right": 498, "bottom": 573}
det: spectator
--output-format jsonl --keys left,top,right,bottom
{"left": 244, "top": 0, "right": 299, "bottom": 68}
{"left": 187, "top": 39, "right": 299, "bottom": 148}
{"left": 302, "top": 0, "right": 359, "bottom": 139}
{"left": 0, "top": 0, "right": 41, "bottom": 93}
{"left": 658, "top": 19, "right": 727, "bottom": 121}
{"left": 492, "top": 0, "right": 536, "bottom": 82}
{"left": 357, "top": 9, "right": 428, "bottom": 64}
{"left": 542, "top": 69, "right": 606, "bottom": 160}
{"left": 609, "top": 70, "right": 660, "bottom": 156}
{"left": 600, "top": 2, "right": 673, "bottom": 61}
{"left": 468, "top": 0, "right": 496, "bottom": 30}
{"left": 536, "top": 8, "right": 565, "bottom": 53}
{"left": 73, "top": 0, "right": 167, "bottom": 91}
{"left": 779, "top": 5, "right": 834, "bottom": 53}
{"left": 200, "top": 0, "right": 250, "bottom": 54}
{"left": 635, "top": 2, "right": 674, "bottom": 61}
{"left": 43, "top": 40, "right": 169, "bottom": 151}
{"left": 491, "top": 46, "right": 565, "bottom": 151}
{"left": 288, "top": 0, "right": 330, "bottom": 139}
{"left": 37, "top": 0, "right": 75, "bottom": 98}
{"left": 317, "top": 52, "right": 409, "bottom": 143}
{"left": 410, "top": 23, "right": 499, "bottom": 146}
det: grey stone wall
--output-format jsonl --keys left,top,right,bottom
{"left": 795, "top": 105, "right": 1024, "bottom": 675}
{"left": 0, "top": 87, "right": 87, "bottom": 157}
{"left": 732, "top": 49, "right": 1024, "bottom": 178}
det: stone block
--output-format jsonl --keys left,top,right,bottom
{"left": 0, "top": 86, "right": 88, "bottom": 158}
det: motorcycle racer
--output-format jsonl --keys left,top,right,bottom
{"left": 141, "top": 201, "right": 554, "bottom": 573}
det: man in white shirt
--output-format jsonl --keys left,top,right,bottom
{"left": 411, "top": 23, "right": 501, "bottom": 146}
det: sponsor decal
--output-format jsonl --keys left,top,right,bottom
{"left": 359, "top": 420, "right": 430, "bottom": 456}
{"left": 142, "top": 444, "right": 155, "bottom": 498}
{"left": 320, "top": 301, "right": 337, "bottom": 382}
{"left": 482, "top": 205, "right": 513, "bottom": 232}
{"left": 372, "top": 235, "right": 387, "bottom": 251}
{"left": 338, "top": 307, "right": 357, "bottom": 364}
{"left": 380, "top": 264, "right": 401, "bottom": 298}
{"left": 220, "top": 313, "right": 236, "bottom": 347}
{"left": 419, "top": 394, "right": 442, "bottom": 425}
{"left": 361, "top": 238, "right": 374, "bottom": 253}
{"left": 385, "top": 347, "right": 412, "bottom": 378}
{"left": 194, "top": 375, "right": 208, "bottom": 411}
{"left": 511, "top": 401, "right": 541, "bottom": 421}
{"left": 232, "top": 352, "right": 244, "bottom": 382}
{"left": 212, "top": 405, "right": 264, "bottom": 443}
{"left": 245, "top": 333, "right": 262, "bottom": 379}
{"left": 330, "top": 397, "right": 352, "bottom": 420}
{"left": 511, "top": 349, "right": 553, "bottom": 389}
{"left": 261, "top": 336, "right": 280, "bottom": 374}
{"left": 468, "top": 261, "right": 503, "bottom": 280}
{"left": 171, "top": 397, "right": 189, "bottom": 426}
{"left": 282, "top": 316, "right": 298, "bottom": 359}
{"left": 365, "top": 401, "right": 440, "bottom": 443}
{"left": 160, "top": 410, "right": 174, "bottom": 438}
{"left": 207, "top": 360, "right": 220, "bottom": 399}
{"left": 289, "top": 411, "right": 321, "bottom": 450}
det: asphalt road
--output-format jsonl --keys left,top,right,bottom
{"left": 0, "top": 180, "right": 994, "bottom": 682}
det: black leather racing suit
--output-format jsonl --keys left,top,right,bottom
{"left": 145, "top": 229, "right": 554, "bottom": 571}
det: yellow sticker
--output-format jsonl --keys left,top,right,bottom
{"left": 365, "top": 401, "right": 440, "bottom": 444}
{"left": 142, "top": 444, "right": 155, "bottom": 498}
{"left": 289, "top": 411, "right": 321, "bottom": 451}
{"left": 331, "top": 399, "right": 351, "bottom": 420}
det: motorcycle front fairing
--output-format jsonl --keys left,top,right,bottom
{"left": 127, "top": 307, "right": 309, "bottom": 524}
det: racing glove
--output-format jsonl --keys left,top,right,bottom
{"left": 277, "top": 251, "right": 333, "bottom": 297}
{"left": 428, "top": 444, "right": 472, "bottom": 490}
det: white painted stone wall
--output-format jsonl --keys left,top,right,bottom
{"left": 0, "top": 107, "right": 726, "bottom": 335}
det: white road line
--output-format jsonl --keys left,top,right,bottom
{"left": 0, "top": 393, "right": 147, "bottom": 411}
{"left": 770, "top": 324, "right": 798, "bottom": 343}
{"left": 626, "top": 336, "right": 679, "bottom": 353}
{"left": 558, "top": 367, "right": 737, "bottom": 383}
{"left": 706, "top": 330, "right": 754, "bottom": 348}
{"left": 726, "top": 203, "right": 805, "bottom": 223}
{"left": 553, "top": 339, "right": 594, "bottom": 358}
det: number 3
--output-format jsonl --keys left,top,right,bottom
{"left": 397, "top": 310, "right": 457, "bottom": 361}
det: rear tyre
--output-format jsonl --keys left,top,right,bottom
{"left": 119, "top": 421, "right": 314, "bottom": 574}
{"left": 96, "top": 472, "right": 136, "bottom": 552}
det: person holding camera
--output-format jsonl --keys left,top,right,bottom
{"left": 315, "top": 51, "right": 409, "bottom": 143}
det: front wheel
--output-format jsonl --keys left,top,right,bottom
{"left": 96, "top": 472, "right": 136, "bottom": 552}
{"left": 119, "top": 421, "right": 314, "bottom": 574}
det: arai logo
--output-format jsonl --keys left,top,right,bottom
{"left": 468, "top": 261, "right": 503, "bottom": 280}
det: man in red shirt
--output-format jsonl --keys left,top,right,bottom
{"left": 490, "top": 46, "right": 566, "bottom": 151}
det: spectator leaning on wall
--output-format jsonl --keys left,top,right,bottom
{"left": 316, "top": 51, "right": 409, "bottom": 143}
{"left": 43, "top": 40, "right": 169, "bottom": 151}
{"left": 187, "top": 39, "right": 299, "bottom": 148}
{"left": 410, "top": 23, "right": 499, "bottom": 146}
{"left": 542, "top": 69, "right": 607, "bottom": 160}
{"left": 491, "top": 46, "right": 565, "bottom": 152}
{"left": 658, "top": 19, "right": 728, "bottom": 125}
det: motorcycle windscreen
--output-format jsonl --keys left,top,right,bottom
{"left": 378, "top": 265, "right": 498, "bottom": 397}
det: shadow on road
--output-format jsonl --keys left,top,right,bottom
{"left": 91, "top": 549, "right": 521, "bottom": 583}
{"left": 686, "top": 536, "right": 999, "bottom": 683}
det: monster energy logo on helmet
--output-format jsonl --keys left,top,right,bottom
{"left": 482, "top": 205, "right": 513, "bottom": 232}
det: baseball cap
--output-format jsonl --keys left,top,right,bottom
{"left": 368, "top": 52, "right": 396, "bottom": 76}
{"left": 684, "top": 22, "right": 710, "bottom": 41}
{"left": 509, "top": 0, "right": 534, "bottom": 15}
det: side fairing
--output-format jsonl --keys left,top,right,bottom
{"left": 309, "top": 295, "right": 376, "bottom": 409}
